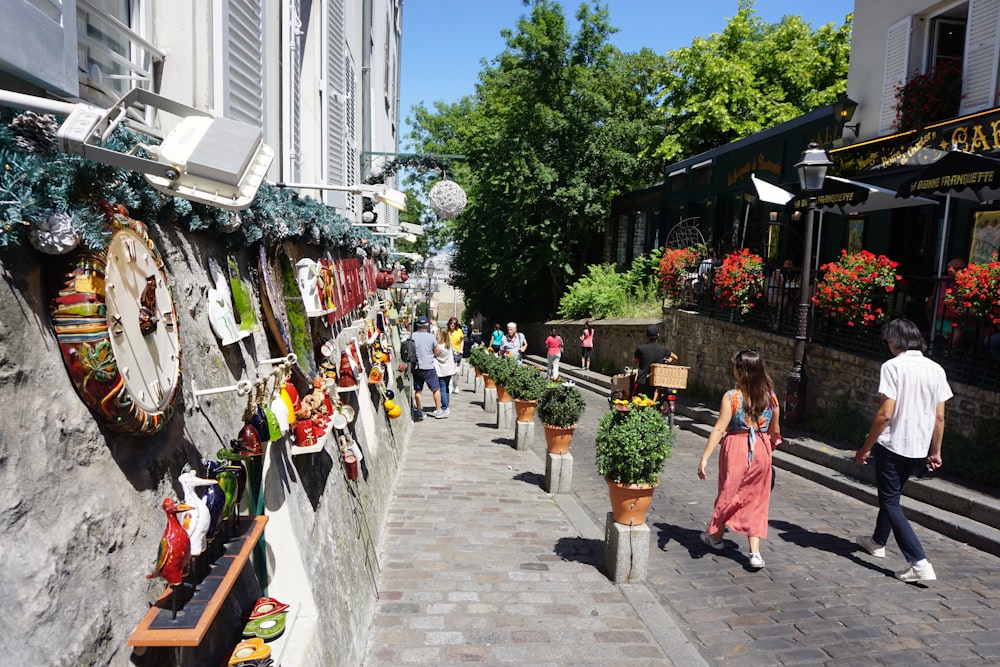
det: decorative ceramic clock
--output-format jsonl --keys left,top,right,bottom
{"left": 47, "top": 212, "right": 181, "bottom": 435}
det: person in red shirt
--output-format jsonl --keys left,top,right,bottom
{"left": 544, "top": 328, "right": 564, "bottom": 379}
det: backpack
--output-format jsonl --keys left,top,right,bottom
{"left": 400, "top": 337, "right": 417, "bottom": 364}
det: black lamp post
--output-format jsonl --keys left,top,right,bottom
{"left": 784, "top": 142, "right": 832, "bottom": 424}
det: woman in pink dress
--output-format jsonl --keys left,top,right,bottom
{"left": 697, "top": 349, "right": 781, "bottom": 569}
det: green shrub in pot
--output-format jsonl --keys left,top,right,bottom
{"left": 505, "top": 365, "right": 549, "bottom": 401}
{"left": 536, "top": 382, "right": 586, "bottom": 427}
{"left": 595, "top": 402, "right": 673, "bottom": 486}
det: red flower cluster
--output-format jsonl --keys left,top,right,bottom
{"left": 659, "top": 247, "right": 700, "bottom": 303}
{"left": 893, "top": 59, "right": 962, "bottom": 132}
{"left": 812, "top": 250, "right": 900, "bottom": 327}
{"left": 945, "top": 256, "right": 1000, "bottom": 326}
{"left": 714, "top": 248, "right": 764, "bottom": 315}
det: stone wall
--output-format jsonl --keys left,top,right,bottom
{"left": 0, "top": 229, "right": 410, "bottom": 666}
{"left": 527, "top": 311, "right": 989, "bottom": 439}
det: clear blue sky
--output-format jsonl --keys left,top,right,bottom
{"left": 399, "top": 0, "right": 854, "bottom": 148}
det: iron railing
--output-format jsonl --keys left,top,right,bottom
{"left": 673, "top": 266, "right": 1000, "bottom": 391}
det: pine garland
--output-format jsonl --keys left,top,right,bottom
{"left": 0, "top": 108, "right": 376, "bottom": 254}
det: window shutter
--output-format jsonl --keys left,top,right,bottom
{"left": 0, "top": 0, "right": 79, "bottom": 96}
{"left": 961, "top": 0, "right": 1000, "bottom": 114}
{"left": 325, "top": 0, "right": 347, "bottom": 206}
{"left": 880, "top": 16, "right": 911, "bottom": 133}
{"left": 223, "top": 0, "right": 264, "bottom": 127}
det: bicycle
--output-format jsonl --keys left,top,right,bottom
{"left": 649, "top": 363, "right": 689, "bottom": 430}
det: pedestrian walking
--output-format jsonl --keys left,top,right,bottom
{"left": 499, "top": 321, "right": 527, "bottom": 360}
{"left": 433, "top": 327, "right": 458, "bottom": 418}
{"left": 490, "top": 322, "right": 503, "bottom": 354}
{"left": 410, "top": 316, "right": 446, "bottom": 420}
{"left": 544, "top": 328, "right": 563, "bottom": 379}
{"left": 854, "top": 318, "right": 952, "bottom": 582}
{"left": 446, "top": 317, "right": 464, "bottom": 392}
{"left": 697, "top": 349, "right": 781, "bottom": 570}
{"left": 580, "top": 321, "right": 595, "bottom": 371}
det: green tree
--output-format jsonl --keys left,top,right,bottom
{"left": 653, "top": 0, "right": 852, "bottom": 161}
{"left": 408, "top": 0, "right": 666, "bottom": 322}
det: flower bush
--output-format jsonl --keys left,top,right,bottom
{"left": 894, "top": 59, "right": 962, "bottom": 132}
{"left": 714, "top": 248, "right": 765, "bottom": 314}
{"left": 812, "top": 250, "right": 900, "bottom": 327}
{"left": 659, "top": 247, "right": 700, "bottom": 303}
{"left": 945, "top": 256, "right": 1000, "bottom": 325}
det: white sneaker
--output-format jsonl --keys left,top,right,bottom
{"left": 897, "top": 562, "right": 936, "bottom": 582}
{"left": 748, "top": 552, "right": 765, "bottom": 569}
{"left": 432, "top": 408, "right": 448, "bottom": 419}
{"left": 856, "top": 535, "right": 886, "bottom": 558}
{"left": 699, "top": 532, "right": 723, "bottom": 551}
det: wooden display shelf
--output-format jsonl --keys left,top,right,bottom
{"left": 128, "top": 515, "right": 268, "bottom": 648}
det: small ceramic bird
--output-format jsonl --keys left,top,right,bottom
{"left": 148, "top": 497, "right": 194, "bottom": 586}
{"left": 200, "top": 460, "right": 227, "bottom": 540}
{"left": 178, "top": 469, "right": 217, "bottom": 557}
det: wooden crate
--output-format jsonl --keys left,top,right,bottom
{"left": 650, "top": 364, "right": 689, "bottom": 389}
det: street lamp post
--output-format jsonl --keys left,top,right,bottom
{"left": 784, "top": 143, "right": 832, "bottom": 424}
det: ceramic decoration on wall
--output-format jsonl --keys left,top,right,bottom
{"left": 295, "top": 258, "right": 330, "bottom": 317}
{"left": 208, "top": 257, "right": 252, "bottom": 346}
{"left": 258, "top": 243, "right": 318, "bottom": 384}
{"left": 46, "top": 212, "right": 182, "bottom": 435}
{"left": 227, "top": 255, "right": 260, "bottom": 335}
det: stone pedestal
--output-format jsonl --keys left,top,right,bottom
{"left": 514, "top": 420, "right": 534, "bottom": 450}
{"left": 497, "top": 400, "right": 514, "bottom": 430}
{"left": 484, "top": 386, "right": 497, "bottom": 412}
{"left": 603, "top": 512, "right": 650, "bottom": 583}
{"left": 544, "top": 452, "right": 573, "bottom": 493}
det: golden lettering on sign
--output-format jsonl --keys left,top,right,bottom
{"left": 726, "top": 152, "right": 783, "bottom": 186}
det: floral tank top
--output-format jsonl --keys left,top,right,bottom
{"left": 726, "top": 389, "right": 776, "bottom": 463}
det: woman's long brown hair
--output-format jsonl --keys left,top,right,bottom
{"left": 731, "top": 349, "right": 775, "bottom": 422}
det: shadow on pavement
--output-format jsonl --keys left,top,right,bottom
{"left": 513, "top": 470, "right": 545, "bottom": 488}
{"left": 769, "top": 519, "right": 897, "bottom": 577}
{"left": 554, "top": 536, "right": 604, "bottom": 568}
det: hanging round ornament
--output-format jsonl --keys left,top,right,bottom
{"left": 428, "top": 179, "right": 467, "bottom": 220}
{"left": 29, "top": 210, "right": 81, "bottom": 255}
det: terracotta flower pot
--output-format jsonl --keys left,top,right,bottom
{"left": 513, "top": 399, "right": 536, "bottom": 422}
{"left": 542, "top": 424, "right": 576, "bottom": 454}
{"left": 496, "top": 384, "right": 511, "bottom": 403}
{"left": 605, "top": 478, "right": 656, "bottom": 526}
{"left": 474, "top": 366, "right": 482, "bottom": 377}
{"left": 484, "top": 374, "right": 496, "bottom": 389}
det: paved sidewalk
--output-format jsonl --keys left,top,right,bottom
{"left": 364, "top": 371, "right": 705, "bottom": 666}
{"left": 366, "top": 366, "right": 1000, "bottom": 666}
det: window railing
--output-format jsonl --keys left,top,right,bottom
{"left": 76, "top": 0, "right": 165, "bottom": 127}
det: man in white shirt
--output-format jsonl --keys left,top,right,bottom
{"left": 854, "top": 318, "right": 953, "bottom": 583}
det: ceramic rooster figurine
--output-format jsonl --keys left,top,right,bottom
{"left": 148, "top": 498, "right": 194, "bottom": 586}
{"left": 178, "top": 469, "right": 217, "bottom": 557}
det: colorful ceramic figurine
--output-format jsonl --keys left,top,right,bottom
{"left": 148, "top": 498, "right": 194, "bottom": 586}
{"left": 178, "top": 469, "right": 217, "bottom": 557}
{"left": 200, "top": 460, "right": 227, "bottom": 539}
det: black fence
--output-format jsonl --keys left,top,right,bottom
{"left": 675, "top": 267, "right": 1000, "bottom": 392}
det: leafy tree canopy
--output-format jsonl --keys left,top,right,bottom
{"left": 407, "top": 0, "right": 666, "bottom": 322}
{"left": 653, "top": 0, "right": 852, "bottom": 161}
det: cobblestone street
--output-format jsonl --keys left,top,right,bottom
{"left": 366, "top": 369, "right": 1000, "bottom": 665}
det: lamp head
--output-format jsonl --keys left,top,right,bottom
{"left": 795, "top": 143, "right": 832, "bottom": 192}
{"left": 832, "top": 94, "right": 860, "bottom": 137}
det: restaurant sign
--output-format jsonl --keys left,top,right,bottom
{"left": 831, "top": 107, "right": 1000, "bottom": 177}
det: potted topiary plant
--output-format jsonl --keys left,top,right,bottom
{"left": 489, "top": 355, "right": 518, "bottom": 403}
{"left": 505, "top": 364, "right": 549, "bottom": 421}
{"left": 469, "top": 345, "right": 489, "bottom": 377}
{"left": 479, "top": 352, "right": 499, "bottom": 389}
{"left": 595, "top": 396, "right": 673, "bottom": 526}
{"left": 536, "top": 381, "right": 586, "bottom": 454}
